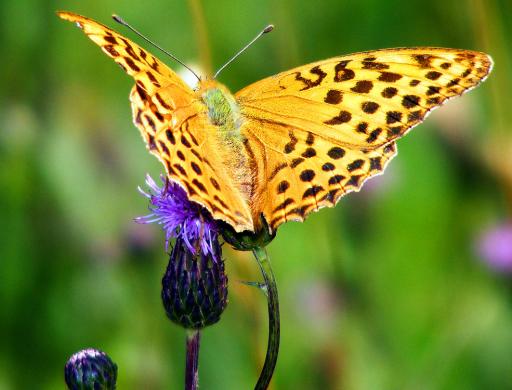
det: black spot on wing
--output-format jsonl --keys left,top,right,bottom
{"left": 166, "top": 129, "right": 176, "bottom": 145}
{"left": 176, "top": 150, "right": 186, "bottom": 161}
{"left": 413, "top": 54, "right": 434, "bottom": 68}
{"left": 124, "top": 57, "right": 140, "bottom": 72}
{"left": 324, "top": 110, "right": 352, "bottom": 125}
{"left": 329, "top": 175, "right": 345, "bottom": 185}
{"left": 302, "top": 148, "right": 317, "bottom": 158}
{"left": 366, "top": 128, "right": 382, "bottom": 143}
{"left": 351, "top": 80, "right": 373, "bottom": 93}
{"left": 382, "top": 87, "right": 398, "bottom": 98}
{"left": 378, "top": 72, "right": 402, "bottom": 82}
{"left": 386, "top": 111, "right": 402, "bottom": 124}
{"left": 426, "top": 71, "right": 442, "bottom": 80}
{"left": 274, "top": 198, "right": 294, "bottom": 212}
{"left": 402, "top": 95, "right": 421, "bottom": 108}
{"left": 327, "top": 147, "right": 345, "bottom": 159}
{"left": 103, "top": 45, "right": 119, "bottom": 57}
{"left": 357, "top": 122, "right": 368, "bottom": 133}
{"left": 334, "top": 61, "right": 355, "bottom": 81}
{"left": 427, "top": 86, "right": 441, "bottom": 96}
{"left": 303, "top": 186, "right": 323, "bottom": 199}
{"left": 362, "top": 61, "right": 389, "bottom": 70}
{"left": 295, "top": 65, "right": 327, "bottom": 90}
{"left": 277, "top": 180, "right": 290, "bottom": 194}
{"left": 300, "top": 169, "right": 315, "bottom": 182}
{"left": 324, "top": 89, "right": 343, "bottom": 104}
{"left": 362, "top": 101, "right": 380, "bottom": 114}
{"left": 291, "top": 158, "right": 305, "bottom": 168}
{"left": 191, "top": 162, "right": 202, "bottom": 175}
{"left": 322, "top": 162, "right": 335, "bottom": 171}
{"left": 370, "top": 157, "right": 382, "bottom": 171}
{"left": 347, "top": 159, "right": 364, "bottom": 172}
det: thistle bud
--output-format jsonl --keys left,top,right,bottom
{"left": 162, "top": 237, "right": 228, "bottom": 329}
{"left": 64, "top": 349, "right": 117, "bottom": 390}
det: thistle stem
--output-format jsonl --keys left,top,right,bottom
{"left": 185, "top": 330, "right": 201, "bottom": 390}
{"left": 252, "top": 246, "right": 280, "bottom": 390}
{"left": 187, "top": 0, "right": 212, "bottom": 75}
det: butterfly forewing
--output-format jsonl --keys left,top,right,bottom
{"left": 58, "top": 12, "right": 191, "bottom": 97}
{"left": 58, "top": 11, "right": 254, "bottom": 230}
{"left": 236, "top": 48, "right": 492, "bottom": 231}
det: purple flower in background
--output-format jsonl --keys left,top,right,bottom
{"left": 136, "top": 175, "right": 219, "bottom": 259}
{"left": 477, "top": 222, "right": 512, "bottom": 273}
{"left": 64, "top": 348, "right": 117, "bottom": 389}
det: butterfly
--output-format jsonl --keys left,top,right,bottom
{"left": 58, "top": 11, "right": 492, "bottom": 234}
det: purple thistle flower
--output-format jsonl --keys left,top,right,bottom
{"left": 136, "top": 175, "right": 219, "bottom": 259}
{"left": 477, "top": 222, "right": 512, "bottom": 274}
{"left": 64, "top": 348, "right": 117, "bottom": 389}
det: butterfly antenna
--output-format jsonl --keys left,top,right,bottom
{"left": 213, "top": 24, "right": 274, "bottom": 79}
{"left": 112, "top": 14, "right": 201, "bottom": 81}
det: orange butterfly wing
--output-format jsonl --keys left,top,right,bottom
{"left": 236, "top": 48, "right": 492, "bottom": 230}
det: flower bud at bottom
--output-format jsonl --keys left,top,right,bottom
{"left": 64, "top": 349, "right": 117, "bottom": 390}
{"left": 162, "top": 237, "right": 228, "bottom": 329}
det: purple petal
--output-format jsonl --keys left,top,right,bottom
{"left": 136, "top": 175, "right": 220, "bottom": 260}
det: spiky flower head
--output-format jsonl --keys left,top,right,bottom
{"left": 64, "top": 349, "right": 117, "bottom": 390}
{"left": 136, "top": 175, "right": 219, "bottom": 259}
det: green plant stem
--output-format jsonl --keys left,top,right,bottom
{"left": 185, "top": 330, "right": 200, "bottom": 390}
{"left": 252, "top": 246, "right": 280, "bottom": 390}
{"left": 187, "top": 0, "right": 212, "bottom": 75}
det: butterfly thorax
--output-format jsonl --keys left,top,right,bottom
{"left": 198, "top": 80, "right": 244, "bottom": 137}
{"left": 196, "top": 79, "right": 253, "bottom": 205}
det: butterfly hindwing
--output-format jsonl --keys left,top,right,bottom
{"left": 243, "top": 119, "right": 398, "bottom": 229}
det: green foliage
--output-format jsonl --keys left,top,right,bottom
{"left": 1, "top": 0, "right": 511, "bottom": 389}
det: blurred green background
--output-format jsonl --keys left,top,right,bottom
{"left": 1, "top": 0, "right": 511, "bottom": 389}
